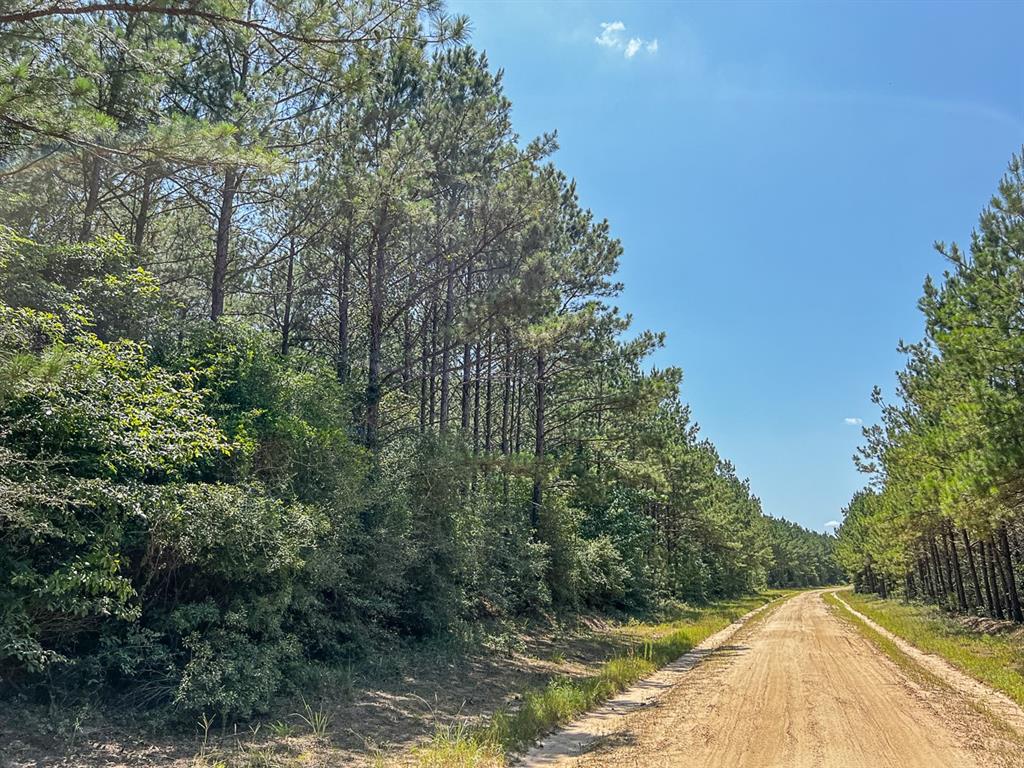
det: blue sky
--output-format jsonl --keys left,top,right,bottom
{"left": 449, "top": 1, "right": 1024, "bottom": 531}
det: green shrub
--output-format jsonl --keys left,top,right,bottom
{"left": 574, "top": 535, "right": 629, "bottom": 608}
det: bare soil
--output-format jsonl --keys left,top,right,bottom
{"left": 522, "top": 590, "right": 1024, "bottom": 768}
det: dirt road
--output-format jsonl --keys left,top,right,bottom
{"left": 524, "top": 590, "right": 1024, "bottom": 768}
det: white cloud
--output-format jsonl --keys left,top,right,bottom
{"left": 594, "top": 21, "right": 658, "bottom": 59}
{"left": 595, "top": 21, "right": 625, "bottom": 48}
{"left": 844, "top": 417, "right": 863, "bottom": 426}
{"left": 825, "top": 520, "right": 841, "bottom": 529}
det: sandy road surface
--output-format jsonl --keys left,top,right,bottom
{"left": 523, "top": 591, "right": 1024, "bottom": 768}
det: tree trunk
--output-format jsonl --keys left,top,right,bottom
{"left": 419, "top": 310, "right": 430, "bottom": 433}
{"left": 514, "top": 356, "right": 524, "bottom": 453}
{"left": 984, "top": 538, "right": 1005, "bottom": 620}
{"left": 484, "top": 333, "right": 493, "bottom": 453}
{"left": 461, "top": 343, "right": 472, "bottom": 432}
{"left": 132, "top": 164, "right": 154, "bottom": 253}
{"left": 500, "top": 328, "right": 511, "bottom": 455}
{"left": 864, "top": 563, "right": 876, "bottom": 594}
{"left": 79, "top": 151, "right": 102, "bottom": 242}
{"left": 336, "top": 233, "right": 352, "bottom": 383}
{"left": 438, "top": 259, "right": 456, "bottom": 433}
{"left": 473, "top": 343, "right": 482, "bottom": 453}
{"left": 946, "top": 525, "right": 968, "bottom": 612}
{"left": 531, "top": 349, "right": 545, "bottom": 534}
{"left": 280, "top": 237, "right": 295, "bottom": 355}
{"left": 929, "top": 539, "right": 948, "bottom": 604}
{"left": 961, "top": 528, "right": 983, "bottom": 610}
{"left": 918, "top": 557, "right": 933, "bottom": 600}
{"left": 509, "top": 353, "right": 519, "bottom": 452}
{"left": 401, "top": 274, "right": 414, "bottom": 393}
{"left": 211, "top": 166, "right": 239, "bottom": 320}
{"left": 460, "top": 267, "right": 473, "bottom": 432}
{"left": 365, "top": 222, "right": 387, "bottom": 448}
{"left": 998, "top": 524, "right": 1023, "bottom": 621}
{"left": 428, "top": 301, "right": 438, "bottom": 430}
{"left": 979, "top": 540, "right": 996, "bottom": 617}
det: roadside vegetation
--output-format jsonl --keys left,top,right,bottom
{"left": 835, "top": 150, "right": 1024, "bottom": 630}
{"left": 0, "top": 3, "right": 838, "bottom": 764}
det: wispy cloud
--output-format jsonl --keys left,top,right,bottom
{"left": 844, "top": 417, "right": 863, "bottom": 426}
{"left": 595, "top": 21, "right": 658, "bottom": 59}
{"left": 595, "top": 21, "right": 625, "bottom": 47}
{"left": 825, "top": 520, "right": 841, "bottom": 528}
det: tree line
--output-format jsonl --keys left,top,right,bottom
{"left": 836, "top": 150, "right": 1024, "bottom": 622}
{"left": 0, "top": 1, "right": 837, "bottom": 720}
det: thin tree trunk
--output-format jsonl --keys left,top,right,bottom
{"left": 509, "top": 353, "right": 520, "bottom": 452}
{"left": 365, "top": 221, "right": 387, "bottom": 448}
{"left": 947, "top": 525, "right": 968, "bottom": 612}
{"left": 438, "top": 259, "right": 456, "bottom": 433}
{"left": 336, "top": 233, "right": 352, "bottom": 383}
{"left": 402, "top": 293, "right": 413, "bottom": 392}
{"left": 461, "top": 343, "right": 472, "bottom": 432}
{"left": 473, "top": 342, "right": 482, "bottom": 453}
{"left": 211, "top": 166, "right": 239, "bottom": 320}
{"left": 930, "top": 538, "right": 948, "bottom": 602}
{"left": 985, "top": 538, "right": 1006, "bottom": 620}
{"left": 961, "top": 528, "right": 983, "bottom": 610}
{"left": 460, "top": 268, "right": 473, "bottom": 432}
{"left": 531, "top": 349, "right": 545, "bottom": 534}
{"left": 484, "top": 333, "right": 493, "bottom": 453}
{"left": 500, "top": 328, "right": 511, "bottom": 455}
{"left": 280, "top": 237, "right": 295, "bottom": 355}
{"left": 980, "top": 540, "right": 996, "bottom": 616}
{"left": 79, "top": 152, "right": 102, "bottom": 242}
{"left": 998, "top": 524, "right": 1023, "bottom": 621}
{"left": 419, "top": 310, "right": 430, "bottom": 433}
{"left": 918, "top": 557, "right": 932, "bottom": 599}
{"left": 514, "top": 355, "right": 523, "bottom": 453}
{"left": 428, "top": 301, "right": 438, "bottom": 430}
{"left": 132, "top": 164, "right": 154, "bottom": 253}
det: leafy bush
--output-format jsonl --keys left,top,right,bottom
{"left": 574, "top": 536, "right": 629, "bottom": 608}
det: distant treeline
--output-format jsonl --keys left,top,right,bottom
{"left": 0, "top": 1, "right": 838, "bottom": 719}
{"left": 836, "top": 150, "right": 1024, "bottom": 623}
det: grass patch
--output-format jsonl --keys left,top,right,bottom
{"left": 834, "top": 591, "right": 1024, "bottom": 707}
{"left": 407, "top": 592, "right": 790, "bottom": 767}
